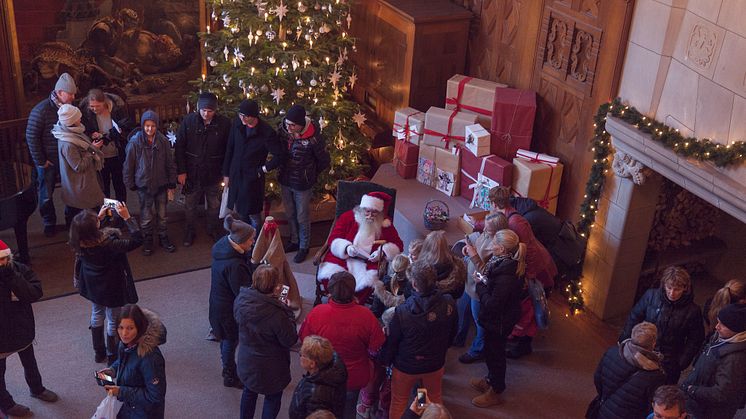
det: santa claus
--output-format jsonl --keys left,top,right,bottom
{"left": 318, "top": 191, "right": 403, "bottom": 293}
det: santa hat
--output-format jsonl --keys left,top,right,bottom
{"left": 360, "top": 191, "right": 391, "bottom": 214}
{"left": 0, "top": 240, "right": 10, "bottom": 258}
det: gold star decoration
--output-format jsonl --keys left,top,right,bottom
{"left": 352, "top": 111, "right": 367, "bottom": 128}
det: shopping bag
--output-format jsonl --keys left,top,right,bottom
{"left": 91, "top": 393, "right": 123, "bottom": 419}
{"left": 528, "top": 278, "right": 550, "bottom": 329}
{"left": 219, "top": 186, "right": 231, "bottom": 219}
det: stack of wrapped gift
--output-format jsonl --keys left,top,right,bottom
{"left": 445, "top": 74, "right": 507, "bottom": 128}
{"left": 392, "top": 107, "right": 425, "bottom": 144}
{"left": 491, "top": 88, "right": 537, "bottom": 160}
{"left": 394, "top": 139, "right": 418, "bottom": 179}
{"left": 512, "top": 149, "right": 563, "bottom": 215}
{"left": 434, "top": 147, "right": 460, "bottom": 196}
{"left": 417, "top": 144, "right": 437, "bottom": 187}
{"left": 460, "top": 148, "right": 513, "bottom": 210}
{"left": 422, "top": 106, "right": 477, "bottom": 150}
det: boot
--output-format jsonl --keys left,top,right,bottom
{"left": 159, "top": 234, "right": 176, "bottom": 253}
{"left": 284, "top": 242, "right": 299, "bottom": 253}
{"left": 470, "top": 377, "right": 490, "bottom": 393}
{"left": 106, "top": 334, "right": 119, "bottom": 366}
{"left": 183, "top": 227, "right": 195, "bottom": 247}
{"left": 5, "top": 403, "right": 32, "bottom": 417}
{"left": 506, "top": 336, "right": 532, "bottom": 359}
{"left": 142, "top": 234, "right": 154, "bottom": 256}
{"left": 222, "top": 367, "right": 244, "bottom": 389}
{"left": 293, "top": 248, "right": 309, "bottom": 263}
{"left": 471, "top": 388, "right": 504, "bottom": 408}
{"left": 90, "top": 326, "right": 106, "bottom": 363}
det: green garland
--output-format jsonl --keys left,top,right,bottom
{"left": 570, "top": 98, "right": 746, "bottom": 314}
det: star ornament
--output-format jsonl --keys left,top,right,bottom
{"left": 328, "top": 68, "right": 342, "bottom": 87}
{"left": 352, "top": 111, "right": 367, "bottom": 128}
{"left": 271, "top": 88, "right": 286, "bottom": 104}
{"left": 348, "top": 72, "right": 358, "bottom": 90}
{"left": 273, "top": 0, "right": 288, "bottom": 22}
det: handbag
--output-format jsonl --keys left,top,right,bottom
{"left": 528, "top": 278, "right": 550, "bottom": 329}
{"left": 219, "top": 186, "right": 231, "bottom": 219}
{"left": 91, "top": 393, "right": 123, "bottom": 419}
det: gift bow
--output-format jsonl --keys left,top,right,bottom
{"left": 393, "top": 110, "right": 423, "bottom": 141}
{"left": 262, "top": 218, "right": 278, "bottom": 239}
{"left": 445, "top": 76, "right": 493, "bottom": 117}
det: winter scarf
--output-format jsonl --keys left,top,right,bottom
{"left": 620, "top": 339, "right": 662, "bottom": 371}
{"left": 52, "top": 123, "right": 104, "bottom": 171}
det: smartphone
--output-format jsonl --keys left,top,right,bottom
{"left": 464, "top": 234, "right": 472, "bottom": 246}
{"left": 95, "top": 371, "right": 115, "bottom": 386}
{"left": 279, "top": 285, "right": 290, "bottom": 303}
{"left": 416, "top": 388, "right": 427, "bottom": 408}
{"left": 103, "top": 198, "right": 119, "bottom": 209}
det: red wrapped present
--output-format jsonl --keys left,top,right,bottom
{"left": 446, "top": 74, "right": 507, "bottom": 127}
{"left": 393, "top": 140, "right": 419, "bottom": 179}
{"left": 423, "top": 106, "right": 477, "bottom": 150}
{"left": 460, "top": 149, "right": 513, "bottom": 206}
{"left": 490, "top": 88, "right": 536, "bottom": 160}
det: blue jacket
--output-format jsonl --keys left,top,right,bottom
{"left": 209, "top": 236, "right": 252, "bottom": 341}
{"left": 378, "top": 290, "right": 458, "bottom": 374}
{"left": 111, "top": 309, "right": 167, "bottom": 419}
{"left": 25, "top": 95, "right": 59, "bottom": 166}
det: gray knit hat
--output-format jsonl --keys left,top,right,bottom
{"left": 224, "top": 213, "right": 255, "bottom": 244}
{"left": 55, "top": 73, "right": 77, "bottom": 94}
{"left": 631, "top": 321, "right": 658, "bottom": 350}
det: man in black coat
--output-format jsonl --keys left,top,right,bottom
{"left": 289, "top": 336, "right": 347, "bottom": 419}
{"left": 25, "top": 73, "right": 77, "bottom": 237}
{"left": 682, "top": 303, "right": 746, "bottom": 419}
{"left": 0, "top": 241, "right": 58, "bottom": 417}
{"left": 175, "top": 92, "right": 231, "bottom": 246}
{"left": 222, "top": 99, "right": 287, "bottom": 231}
{"left": 277, "top": 104, "right": 331, "bottom": 263}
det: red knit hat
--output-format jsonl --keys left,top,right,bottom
{"left": 0, "top": 240, "right": 10, "bottom": 258}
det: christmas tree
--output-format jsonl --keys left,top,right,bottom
{"left": 195, "top": 0, "right": 369, "bottom": 199}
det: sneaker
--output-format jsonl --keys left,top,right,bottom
{"left": 470, "top": 377, "right": 490, "bottom": 393}
{"left": 159, "top": 236, "right": 176, "bottom": 253}
{"left": 293, "top": 248, "right": 309, "bottom": 263}
{"left": 284, "top": 242, "right": 299, "bottom": 253}
{"left": 43, "top": 225, "right": 56, "bottom": 238}
{"left": 459, "top": 352, "right": 484, "bottom": 364}
{"left": 183, "top": 229, "right": 195, "bottom": 247}
{"left": 205, "top": 329, "right": 219, "bottom": 342}
{"left": 30, "top": 389, "right": 58, "bottom": 403}
{"left": 471, "top": 388, "right": 504, "bottom": 408}
{"left": 5, "top": 403, "right": 32, "bottom": 417}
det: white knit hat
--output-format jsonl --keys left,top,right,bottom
{"left": 57, "top": 104, "right": 82, "bottom": 126}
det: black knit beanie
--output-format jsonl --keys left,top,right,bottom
{"left": 239, "top": 99, "right": 259, "bottom": 117}
{"left": 285, "top": 104, "right": 306, "bottom": 126}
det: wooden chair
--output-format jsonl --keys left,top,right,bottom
{"left": 312, "top": 180, "right": 397, "bottom": 305}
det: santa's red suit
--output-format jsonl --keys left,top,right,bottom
{"left": 318, "top": 208, "right": 403, "bottom": 292}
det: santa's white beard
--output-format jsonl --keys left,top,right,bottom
{"left": 354, "top": 208, "right": 383, "bottom": 242}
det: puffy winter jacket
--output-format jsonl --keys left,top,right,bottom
{"left": 620, "top": 287, "right": 704, "bottom": 377}
{"left": 378, "top": 290, "right": 458, "bottom": 374}
{"left": 0, "top": 262, "right": 42, "bottom": 353}
{"left": 209, "top": 236, "right": 252, "bottom": 341}
{"left": 593, "top": 345, "right": 665, "bottom": 419}
{"left": 683, "top": 332, "right": 746, "bottom": 419}
{"left": 288, "top": 353, "right": 348, "bottom": 419}
{"left": 25, "top": 95, "right": 60, "bottom": 166}
{"left": 277, "top": 118, "right": 330, "bottom": 191}
{"left": 174, "top": 112, "right": 230, "bottom": 187}
{"left": 476, "top": 256, "right": 523, "bottom": 337}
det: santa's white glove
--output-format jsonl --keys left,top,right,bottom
{"left": 368, "top": 249, "right": 382, "bottom": 262}
{"left": 346, "top": 245, "right": 359, "bottom": 258}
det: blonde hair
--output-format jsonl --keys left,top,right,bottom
{"left": 493, "top": 229, "right": 526, "bottom": 277}
{"left": 418, "top": 230, "right": 451, "bottom": 266}
{"left": 301, "top": 335, "right": 334, "bottom": 366}
{"left": 660, "top": 266, "right": 691, "bottom": 292}
{"left": 707, "top": 279, "right": 746, "bottom": 333}
{"left": 408, "top": 239, "right": 423, "bottom": 260}
{"left": 252, "top": 264, "right": 280, "bottom": 294}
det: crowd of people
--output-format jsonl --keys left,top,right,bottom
{"left": 1, "top": 72, "right": 745, "bottom": 419}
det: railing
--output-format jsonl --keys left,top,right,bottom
{"left": 129, "top": 99, "right": 189, "bottom": 129}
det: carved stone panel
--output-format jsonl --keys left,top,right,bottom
{"left": 687, "top": 24, "right": 717, "bottom": 70}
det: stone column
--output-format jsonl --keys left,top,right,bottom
{"left": 582, "top": 151, "right": 662, "bottom": 321}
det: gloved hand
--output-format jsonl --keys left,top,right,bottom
{"left": 346, "top": 245, "right": 359, "bottom": 258}
{"left": 368, "top": 249, "right": 381, "bottom": 262}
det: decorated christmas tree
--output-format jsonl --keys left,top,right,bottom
{"left": 195, "top": 0, "right": 369, "bottom": 199}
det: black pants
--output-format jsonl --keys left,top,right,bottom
{"left": 0, "top": 345, "right": 45, "bottom": 411}
{"left": 101, "top": 155, "right": 127, "bottom": 202}
{"left": 484, "top": 331, "right": 508, "bottom": 393}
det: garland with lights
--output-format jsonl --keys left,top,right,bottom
{"left": 194, "top": 0, "right": 369, "bottom": 200}
{"left": 570, "top": 97, "right": 746, "bottom": 313}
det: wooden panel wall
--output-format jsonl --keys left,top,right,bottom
{"left": 453, "top": 0, "right": 634, "bottom": 222}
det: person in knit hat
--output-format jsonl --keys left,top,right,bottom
{"left": 0, "top": 240, "right": 59, "bottom": 417}
{"left": 52, "top": 103, "right": 105, "bottom": 226}
{"left": 123, "top": 109, "right": 177, "bottom": 255}
{"left": 318, "top": 191, "right": 404, "bottom": 301}
{"left": 175, "top": 91, "right": 231, "bottom": 246}
{"left": 682, "top": 303, "right": 746, "bottom": 418}
{"left": 591, "top": 321, "right": 665, "bottom": 419}
{"left": 25, "top": 72, "right": 78, "bottom": 237}
{"left": 276, "top": 104, "right": 331, "bottom": 263}
{"left": 209, "top": 213, "right": 256, "bottom": 389}
{"left": 222, "top": 99, "right": 287, "bottom": 232}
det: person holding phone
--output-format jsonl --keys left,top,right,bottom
{"left": 69, "top": 202, "right": 142, "bottom": 365}
{"left": 97, "top": 304, "right": 167, "bottom": 419}
{"left": 401, "top": 391, "right": 452, "bottom": 419}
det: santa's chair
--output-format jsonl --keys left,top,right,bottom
{"left": 312, "top": 180, "right": 397, "bottom": 306}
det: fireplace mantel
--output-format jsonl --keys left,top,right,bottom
{"left": 606, "top": 116, "right": 746, "bottom": 223}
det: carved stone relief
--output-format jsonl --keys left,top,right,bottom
{"left": 612, "top": 151, "right": 647, "bottom": 185}
{"left": 687, "top": 24, "right": 717, "bottom": 70}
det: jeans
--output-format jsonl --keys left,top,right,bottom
{"left": 389, "top": 367, "right": 444, "bottom": 419}
{"left": 220, "top": 339, "right": 237, "bottom": 372}
{"left": 240, "top": 389, "right": 282, "bottom": 419}
{"left": 138, "top": 189, "right": 168, "bottom": 237}
{"left": 280, "top": 186, "right": 312, "bottom": 249}
{"left": 184, "top": 182, "right": 222, "bottom": 232}
{"left": 101, "top": 155, "right": 127, "bottom": 202}
{"left": 454, "top": 293, "right": 472, "bottom": 345}
{"left": 36, "top": 166, "right": 57, "bottom": 227}
{"left": 468, "top": 297, "right": 485, "bottom": 356}
{"left": 0, "top": 345, "right": 46, "bottom": 411}
{"left": 90, "top": 304, "right": 121, "bottom": 338}
{"left": 484, "top": 332, "right": 508, "bottom": 393}
{"left": 343, "top": 389, "right": 360, "bottom": 419}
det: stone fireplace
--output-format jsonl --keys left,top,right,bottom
{"left": 583, "top": 0, "right": 746, "bottom": 320}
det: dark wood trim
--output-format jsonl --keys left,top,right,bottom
{"left": 0, "top": 0, "right": 25, "bottom": 119}
{"left": 610, "top": 0, "right": 636, "bottom": 98}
